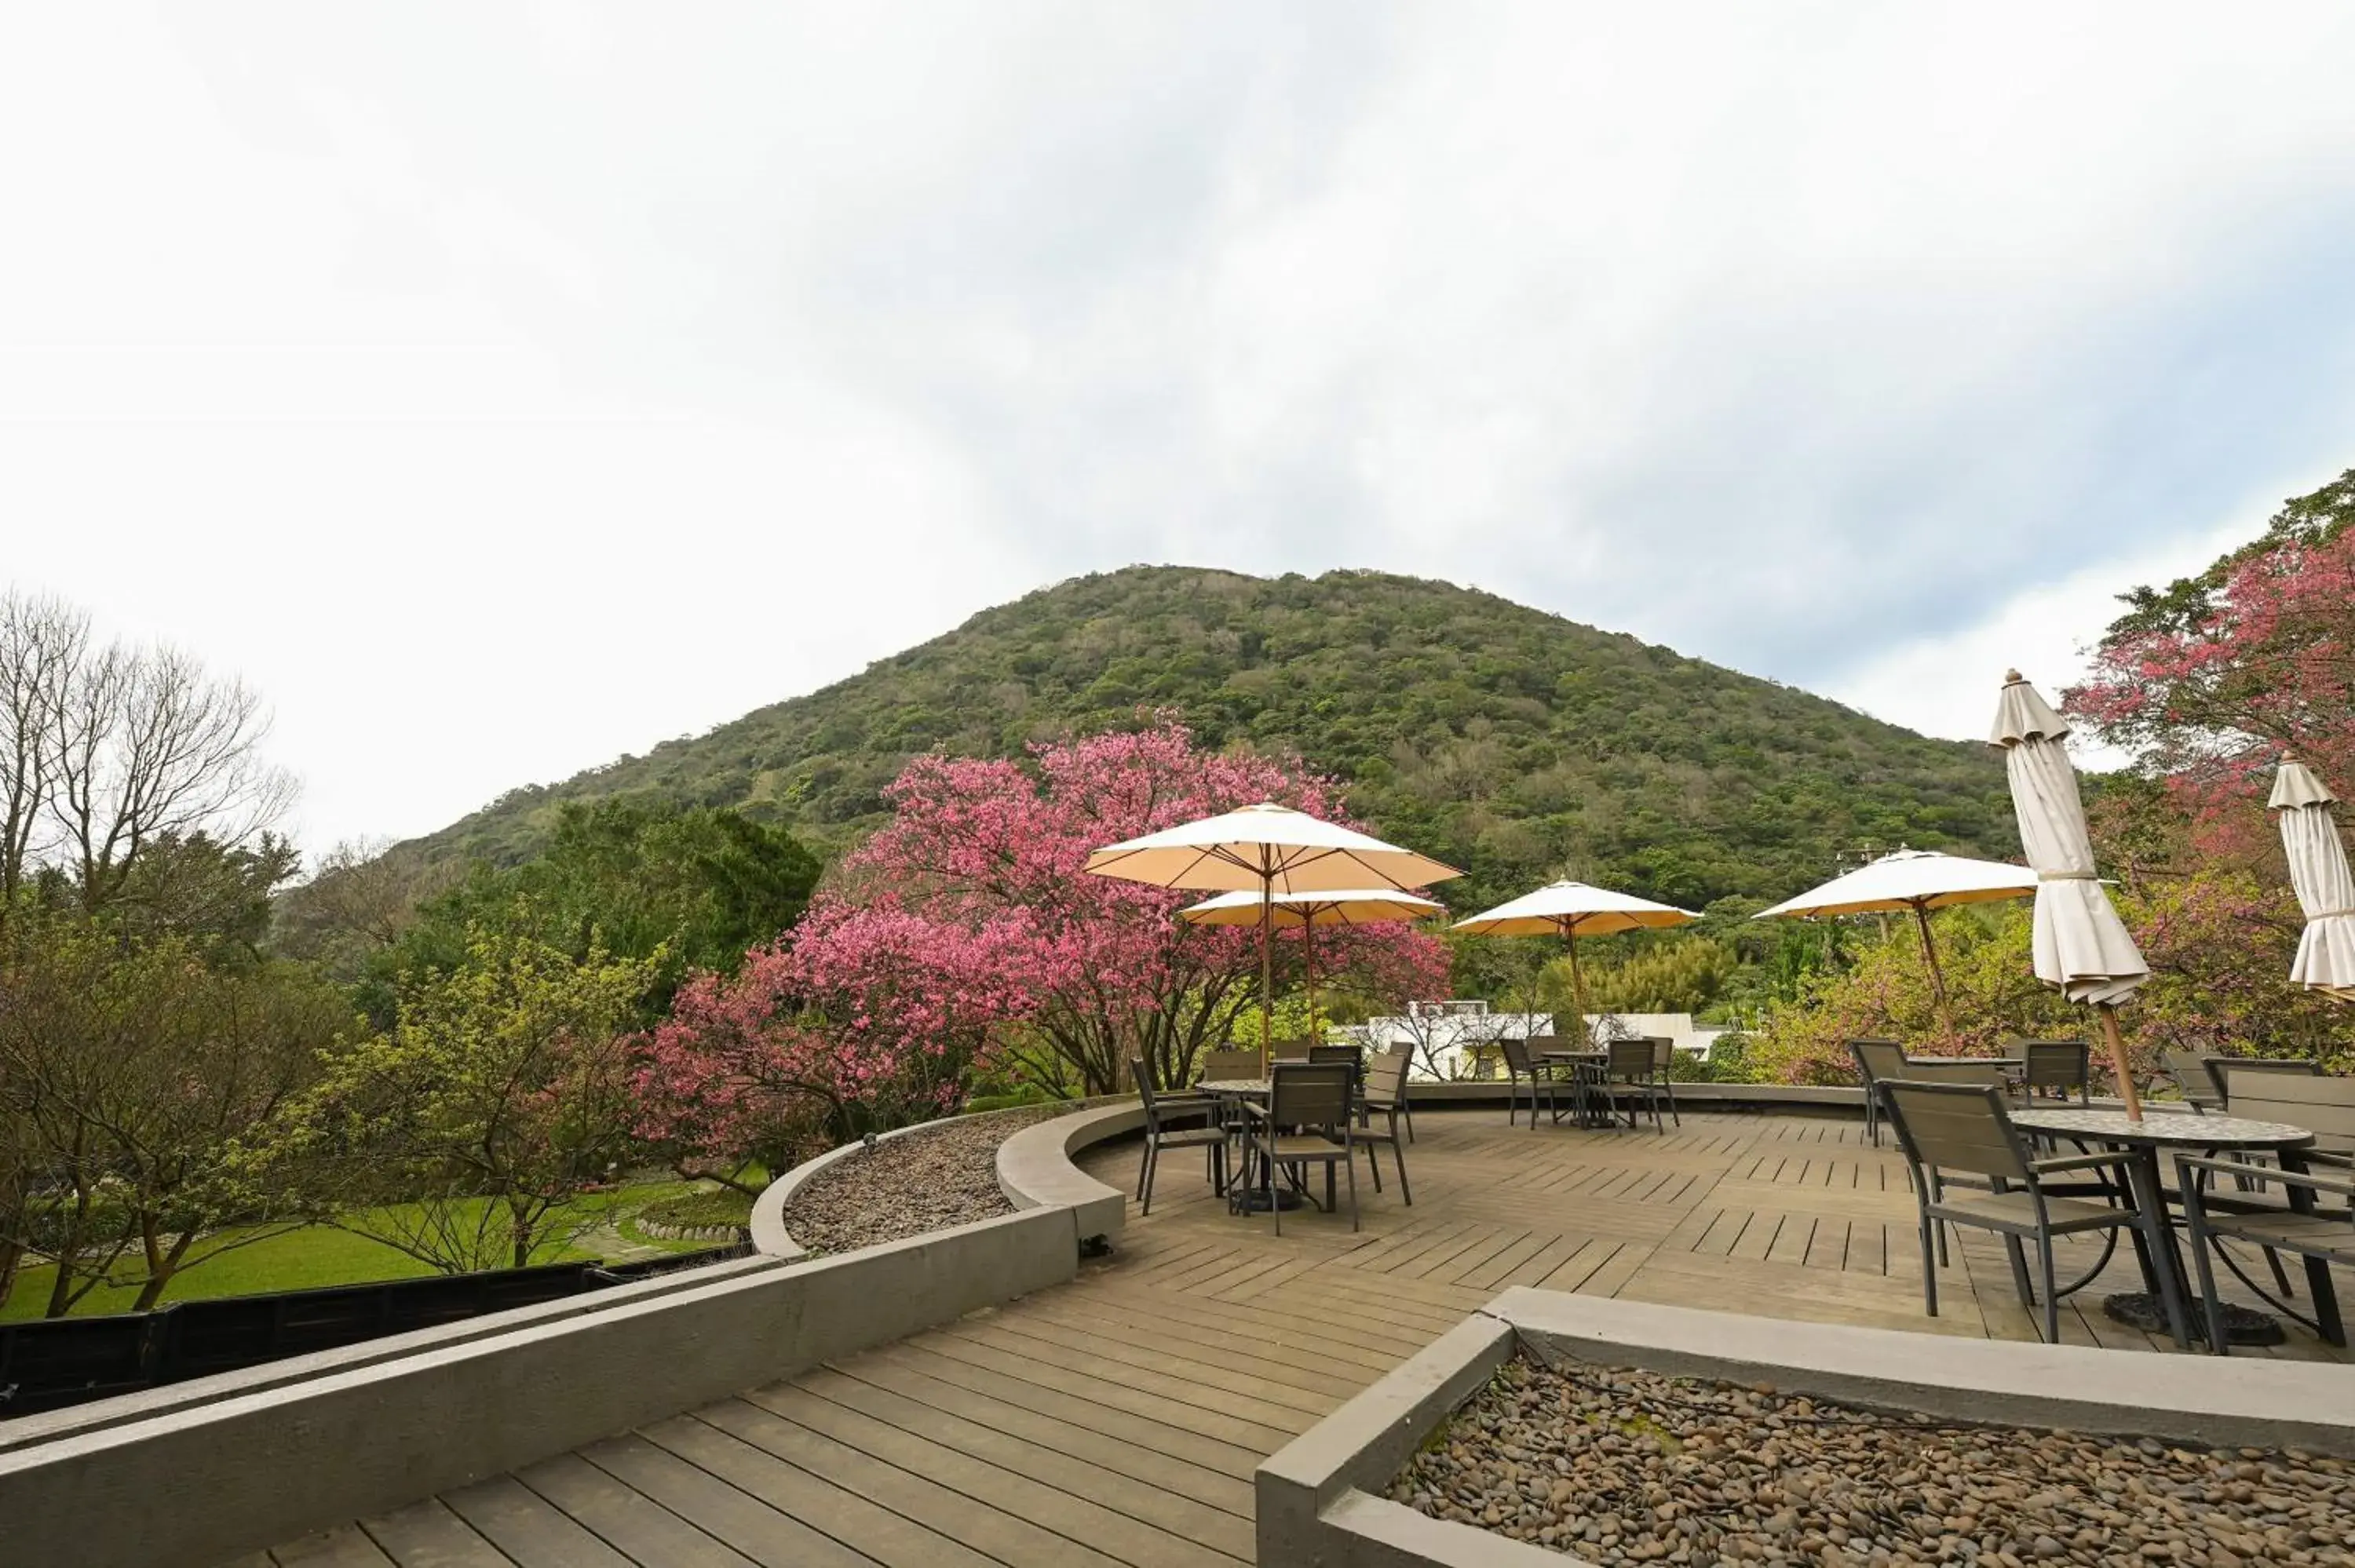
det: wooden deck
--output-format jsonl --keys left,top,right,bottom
{"left": 249, "top": 1108, "right": 2354, "bottom": 1568}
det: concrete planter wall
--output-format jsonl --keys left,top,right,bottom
{"left": 0, "top": 1100, "right": 1143, "bottom": 1568}
{"left": 1258, "top": 1289, "right": 2355, "bottom": 1568}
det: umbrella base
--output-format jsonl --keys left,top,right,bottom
{"left": 1231, "top": 1187, "right": 1305, "bottom": 1212}
{"left": 2102, "top": 1291, "right": 2283, "bottom": 1346}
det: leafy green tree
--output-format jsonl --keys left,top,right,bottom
{"left": 360, "top": 800, "right": 816, "bottom": 1024}
{"left": 0, "top": 912, "right": 349, "bottom": 1314}
{"left": 286, "top": 926, "right": 659, "bottom": 1273}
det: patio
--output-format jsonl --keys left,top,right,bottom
{"left": 249, "top": 1107, "right": 2353, "bottom": 1568}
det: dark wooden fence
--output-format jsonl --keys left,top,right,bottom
{"left": 0, "top": 1243, "right": 748, "bottom": 1417}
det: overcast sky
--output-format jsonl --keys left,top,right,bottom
{"left": 6, "top": 4, "right": 2354, "bottom": 855}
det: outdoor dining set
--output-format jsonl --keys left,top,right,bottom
{"left": 1130, "top": 1041, "right": 1418, "bottom": 1235}
{"left": 1086, "top": 671, "right": 2351, "bottom": 1362}
{"left": 1853, "top": 1038, "right": 2354, "bottom": 1358}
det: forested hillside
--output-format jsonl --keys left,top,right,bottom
{"left": 408, "top": 567, "right": 2014, "bottom": 911}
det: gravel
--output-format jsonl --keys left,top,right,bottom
{"left": 776, "top": 1104, "right": 1061, "bottom": 1255}
{"left": 1389, "top": 1356, "right": 2353, "bottom": 1568}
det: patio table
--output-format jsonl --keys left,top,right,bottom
{"left": 2010, "top": 1107, "right": 2319, "bottom": 1347}
{"left": 1539, "top": 1050, "right": 1616, "bottom": 1129}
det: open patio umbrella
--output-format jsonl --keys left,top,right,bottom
{"left": 1991, "top": 671, "right": 2150, "bottom": 1118}
{"left": 2269, "top": 757, "right": 2355, "bottom": 1004}
{"left": 1754, "top": 848, "right": 2036, "bottom": 1035}
{"left": 1086, "top": 804, "right": 1462, "bottom": 1066}
{"left": 1452, "top": 881, "right": 1699, "bottom": 1045}
{"left": 1179, "top": 888, "right": 1445, "bottom": 1032}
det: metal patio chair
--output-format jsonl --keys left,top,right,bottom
{"left": 1130, "top": 1057, "right": 1228, "bottom": 1216}
{"left": 1347, "top": 1044, "right": 1414, "bottom": 1204}
{"left": 1591, "top": 1037, "right": 1671, "bottom": 1132}
{"left": 1647, "top": 1037, "right": 1683, "bottom": 1128}
{"left": 2177, "top": 1071, "right": 2353, "bottom": 1351}
{"left": 1499, "top": 1035, "right": 1562, "bottom": 1130}
{"left": 1848, "top": 1038, "right": 1908, "bottom": 1145}
{"left": 2160, "top": 1049, "right": 2225, "bottom": 1114}
{"left": 1879, "top": 1079, "right": 2177, "bottom": 1345}
{"left": 1240, "top": 1061, "right": 1360, "bottom": 1235}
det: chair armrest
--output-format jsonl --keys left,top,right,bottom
{"left": 1237, "top": 1100, "right": 1270, "bottom": 1121}
{"left": 2176, "top": 1154, "right": 2355, "bottom": 1199}
{"left": 2031, "top": 1151, "right": 2134, "bottom": 1176}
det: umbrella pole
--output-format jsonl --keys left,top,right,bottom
{"left": 1258, "top": 878, "right": 1275, "bottom": 1076}
{"left": 1566, "top": 924, "right": 1590, "bottom": 1045}
{"left": 1911, "top": 903, "right": 1955, "bottom": 1041}
{"left": 2096, "top": 1002, "right": 2142, "bottom": 1121}
{"left": 1304, "top": 918, "right": 1317, "bottom": 1039}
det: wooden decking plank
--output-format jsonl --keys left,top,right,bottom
{"left": 643, "top": 1413, "right": 995, "bottom": 1568}
{"left": 576, "top": 1434, "right": 876, "bottom": 1568}
{"left": 868, "top": 1342, "right": 1265, "bottom": 1481}
{"left": 759, "top": 1377, "right": 1246, "bottom": 1566}
{"left": 967, "top": 1313, "right": 1334, "bottom": 1420}
{"left": 833, "top": 1355, "right": 1257, "bottom": 1516}
{"left": 912, "top": 1327, "right": 1302, "bottom": 1451}
{"left": 440, "top": 1476, "right": 639, "bottom": 1568}
{"left": 1080, "top": 1278, "right": 1420, "bottom": 1369}
{"left": 515, "top": 1453, "right": 757, "bottom": 1568}
{"left": 358, "top": 1499, "right": 517, "bottom": 1567}
{"left": 1017, "top": 1289, "right": 1397, "bottom": 1388}
{"left": 272, "top": 1526, "right": 399, "bottom": 1566}
{"left": 697, "top": 1396, "right": 1126, "bottom": 1568}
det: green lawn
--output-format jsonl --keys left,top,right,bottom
{"left": 0, "top": 1178, "right": 739, "bottom": 1323}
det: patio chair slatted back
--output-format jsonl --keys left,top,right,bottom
{"left": 1197, "top": 1049, "right": 1261, "bottom": 1084}
{"left": 2019, "top": 1039, "right": 2090, "bottom": 1099}
{"left": 1605, "top": 1038, "right": 1654, "bottom": 1081}
{"left": 1269, "top": 1037, "right": 1314, "bottom": 1063}
{"left": 1499, "top": 1036, "right": 1536, "bottom": 1076}
{"left": 2224, "top": 1074, "right": 2355, "bottom": 1158}
{"left": 1364, "top": 1045, "right": 1411, "bottom": 1110}
{"left": 1879, "top": 1081, "right": 2033, "bottom": 1183}
{"left": 1269, "top": 1062, "right": 1354, "bottom": 1133}
{"left": 2211, "top": 1056, "right": 2323, "bottom": 1107}
{"left": 1848, "top": 1039, "right": 1907, "bottom": 1085}
{"left": 2161, "top": 1049, "right": 2225, "bottom": 1112}
{"left": 1309, "top": 1045, "right": 1364, "bottom": 1066}
{"left": 1649, "top": 1037, "right": 1675, "bottom": 1072}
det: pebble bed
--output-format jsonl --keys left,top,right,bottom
{"left": 1389, "top": 1356, "right": 2353, "bottom": 1567}
{"left": 776, "top": 1105, "right": 1059, "bottom": 1255}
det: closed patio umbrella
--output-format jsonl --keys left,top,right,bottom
{"left": 1086, "top": 804, "right": 1462, "bottom": 1066}
{"left": 1179, "top": 888, "right": 1445, "bottom": 1032}
{"left": 1452, "top": 881, "right": 1700, "bottom": 1045}
{"left": 1991, "top": 671, "right": 2150, "bottom": 1118}
{"left": 1755, "top": 848, "right": 2036, "bottom": 1034}
{"left": 2269, "top": 757, "right": 2355, "bottom": 1003}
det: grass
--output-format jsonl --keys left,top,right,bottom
{"left": 0, "top": 1178, "right": 728, "bottom": 1323}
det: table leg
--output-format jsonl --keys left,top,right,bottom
{"left": 2120, "top": 1147, "right": 2193, "bottom": 1347}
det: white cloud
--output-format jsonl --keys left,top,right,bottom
{"left": 4, "top": 3, "right": 2354, "bottom": 852}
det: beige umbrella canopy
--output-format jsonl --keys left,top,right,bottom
{"left": 1453, "top": 881, "right": 1700, "bottom": 1043}
{"left": 1179, "top": 888, "right": 1446, "bottom": 1030}
{"left": 1755, "top": 849, "right": 2036, "bottom": 1034}
{"left": 2269, "top": 757, "right": 2355, "bottom": 1003}
{"left": 1087, "top": 804, "right": 1463, "bottom": 1063}
{"left": 1991, "top": 671, "right": 2150, "bottom": 1118}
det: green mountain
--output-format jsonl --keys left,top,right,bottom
{"left": 409, "top": 567, "right": 2015, "bottom": 911}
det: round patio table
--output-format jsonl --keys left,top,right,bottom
{"left": 2010, "top": 1107, "right": 2316, "bottom": 1346}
